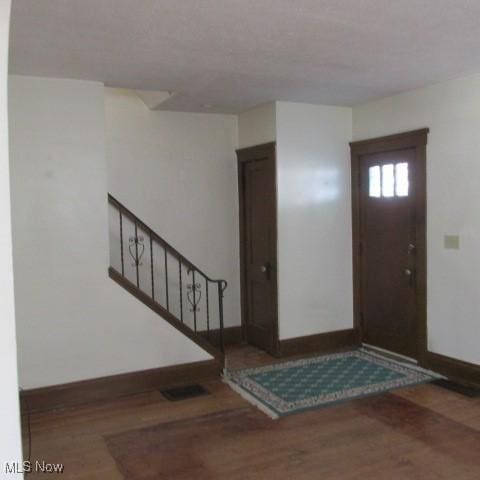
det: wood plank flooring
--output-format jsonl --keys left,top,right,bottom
{"left": 22, "top": 345, "right": 480, "bottom": 479}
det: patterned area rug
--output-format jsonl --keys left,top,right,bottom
{"left": 224, "top": 349, "right": 437, "bottom": 418}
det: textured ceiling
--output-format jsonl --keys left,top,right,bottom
{"left": 9, "top": 0, "right": 480, "bottom": 113}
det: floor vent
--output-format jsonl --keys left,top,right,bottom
{"left": 432, "top": 379, "right": 480, "bottom": 398}
{"left": 160, "top": 384, "right": 209, "bottom": 401}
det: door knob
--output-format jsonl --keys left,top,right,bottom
{"left": 404, "top": 268, "right": 415, "bottom": 287}
{"left": 407, "top": 244, "right": 416, "bottom": 253}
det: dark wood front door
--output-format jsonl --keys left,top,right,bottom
{"left": 351, "top": 130, "right": 428, "bottom": 361}
{"left": 237, "top": 143, "right": 278, "bottom": 354}
{"left": 360, "top": 149, "right": 417, "bottom": 357}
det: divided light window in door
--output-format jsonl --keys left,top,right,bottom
{"left": 369, "top": 163, "right": 409, "bottom": 198}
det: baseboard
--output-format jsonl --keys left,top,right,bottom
{"left": 20, "top": 358, "right": 222, "bottom": 413}
{"left": 198, "top": 326, "right": 243, "bottom": 347}
{"left": 423, "top": 351, "right": 480, "bottom": 388}
{"left": 278, "top": 328, "right": 360, "bottom": 357}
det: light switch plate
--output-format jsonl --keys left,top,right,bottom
{"left": 444, "top": 235, "right": 460, "bottom": 250}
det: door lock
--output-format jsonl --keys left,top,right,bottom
{"left": 260, "top": 262, "right": 271, "bottom": 275}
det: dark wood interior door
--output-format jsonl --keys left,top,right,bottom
{"left": 360, "top": 148, "right": 417, "bottom": 358}
{"left": 238, "top": 143, "right": 278, "bottom": 354}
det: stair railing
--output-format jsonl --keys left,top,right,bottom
{"left": 108, "top": 194, "right": 227, "bottom": 354}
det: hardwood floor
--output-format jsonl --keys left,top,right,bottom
{"left": 22, "top": 345, "right": 480, "bottom": 479}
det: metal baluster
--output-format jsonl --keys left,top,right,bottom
{"left": 192, "top": 270, "right": 197, "bottom": 332}
{"left": 134, "top": 223, "right": 140, "bottom": 288}
{"left": 205, "top": 277, "right": 210, "bottom": 340}
{"left": 119, "top": 210, "right": 124, "bottom": 277}
{"left": 218, "top": 281, "right": 225, "bottom": 354}
{"left": 179, "top": 259, "right": 183, "bottom": 323}
{"left": 164, "top": 248, "right": 169, "bottom": 311}
{"left": 150, "top": 234, "right": 154, "bottom": 301}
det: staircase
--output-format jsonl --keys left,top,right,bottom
{"left": 107, "top": 194, "right": 227, "bottom": 363}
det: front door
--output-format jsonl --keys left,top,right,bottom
{"left": 237, "top": 143, "right": 278, "bottom": 354}
{"left": 359, "top": 147, "right": 419, "bottom": 358}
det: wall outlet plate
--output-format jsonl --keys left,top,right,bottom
{"left": 444, "top": 235, "right": 460, "bottom": 250}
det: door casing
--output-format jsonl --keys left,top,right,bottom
{"left": 350, "top": 129, "right": 429, "bottom": 363}
{"left": 237, "top": 142, "right": 279, "bottom": 355}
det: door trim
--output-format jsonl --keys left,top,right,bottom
{"left": 236, "top": 142, "right": 279, "bottom": 355}
{"left": 350, "top": 129, "right": 429, "bottom": 362}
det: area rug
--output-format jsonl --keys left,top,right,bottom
{"left": 224, "top": 349, "right": 438, "bottom": 418}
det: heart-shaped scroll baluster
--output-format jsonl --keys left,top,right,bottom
{"left": 128, "top": 236, "right": 145, "bottom": 266}
{"left": 187, "top": 282, "right": 202, "bottom": 312}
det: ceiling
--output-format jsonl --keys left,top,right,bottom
{"left": 9, "top": 0, "right": 480, "bottom": 113}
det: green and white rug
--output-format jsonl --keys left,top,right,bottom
{"left": 224, "top": 349, "right": 438, "bottom": 419}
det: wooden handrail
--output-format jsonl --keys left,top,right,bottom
{"left": 108, "top": 194, "right": 227, "bottom": 288}
{"left": 107, "top": 193, "right": 226, "bottom": 355}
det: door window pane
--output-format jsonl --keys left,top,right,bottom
{"left": 369, "top": 166, "right": 381, "bottom": 197}
{"left": 368, "top": 162, "right": 410, "bottom": 198}
{"left": 382, "top": 164, "right": 394, "bottom": 197}
{"left": 395, "top": 162, "right": 409, "bottom": 197}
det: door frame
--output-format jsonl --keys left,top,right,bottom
{"left": 236, "top": 142, "right": 279, "bottom": 354}
{"left": 350, "top": 129, "right": 429, "bottom": 362}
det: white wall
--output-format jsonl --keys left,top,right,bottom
{"left": 238, "top": 103, "right": 276, "bottom": 148}
{"left": 105, "top": 88, "right": 240, "bottom": 329}
{"left": 353, "top": 74, "right": 480, "bottom": 365}
{"left": 0, "top": 1, "right": 23, "bottom": 475}
{"left": 276, "top": 102, "right": 353, "bottom": 339}
{"left": 9, "top": 76, "right": 211, "bottom": 390}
